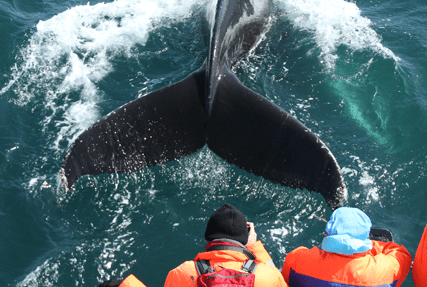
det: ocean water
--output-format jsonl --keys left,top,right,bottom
{"left": 1, "top": 0, "right": 426, "bottom": 286}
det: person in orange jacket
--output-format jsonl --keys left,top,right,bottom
{"left": 281, "top": 207, "right": 412, "bottom": 287}
{"left": 413, "top": 224, "right": 427, "bottom": 286}
{"left": 164, "top": 203, "right": 288, "bottom": 287}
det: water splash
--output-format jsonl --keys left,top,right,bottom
{"left": 1, "top": 0, "right": 203, "bottom": 153}
{"left": 275, "top": 0, "right": 399, "bottom": 71}
{"left": 342, "top": 155, "right": 380, "bottom": 204}
{"left": 17, "top": 258, "right": 59, "bottom": 287}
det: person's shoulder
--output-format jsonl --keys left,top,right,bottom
{"left": 165, "top": 260, "right": 198, "bottom": 287}
{"left": 254, "top": 262, "right": 286, "bottom": 283}
{"left": 371, "top": 240, "right": 410, "bottom": 254}
{"left": 283, "top": 245, "right": 324, "bottom": 267}
{"left": 370, "top": 240, "right": 412, "bottom": 262}
{"left": 170, "top": 260, "right": 196, "bottom": 273}
{"left": 287, "top": 245, "right": 319, "bottom": 257}
{"left": 371, "top": 240, "right": 403, "bottom": 247}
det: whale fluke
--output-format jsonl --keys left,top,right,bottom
{"left": 60, "top": 0, "right": 346, "bottom": 209}
{"left": 207, "top": 66, "right": 344, "bottom": 209}
{"left": 60, "top": 70, "right": 207, "bottom": 190}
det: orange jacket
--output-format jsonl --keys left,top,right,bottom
{"left": 413, "top": 224, "right": 427, "bottom": 287}
{"left": 118, "top": 274, "right": 147, "bottom": 287}
{"left": 281, "top": 240, "right": 412, "bottom": 287}
{"left": 164, "top": 240, "right": 288, "bottom": 287}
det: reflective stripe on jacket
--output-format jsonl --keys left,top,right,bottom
{"left": 281, "top": 240, "right": 412, "bottom": 287}
{"left": 413, "top": 225, "right": 427, "bottom": 287}
{"left": 164, "top": 240, "right": 288, "bottom": 287}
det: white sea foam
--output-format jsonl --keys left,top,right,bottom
{"left": 3, "top": 0, "right": 395, "bottom": 156}
{"left": 17, "top": 258, "right": 59, "bottom": 287}
{"left": 275, "top": 0, "right": 399, "bottom": 71}
{"left": 342, "top": 155, "right": 381, "bottom": 203}
{"left": 1, "top": 0, "right": 202, "bottom": 154}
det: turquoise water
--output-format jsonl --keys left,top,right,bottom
{"left": 1, "top": 0, "right": 426, "bottom": 286}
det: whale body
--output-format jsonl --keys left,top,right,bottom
{"left": 60, "top": 0, "right": 346, "bottom": 209}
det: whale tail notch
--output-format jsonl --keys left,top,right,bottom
{"left": 60, "top": 66, "right": 345, "bottom": 209}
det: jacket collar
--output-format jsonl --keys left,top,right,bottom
{"left": 205, "top": 238, "right": 245, "bottom": 251}
{"left": 194, "top": 239, "right": 249, "bottom": 262}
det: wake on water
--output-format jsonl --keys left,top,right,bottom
{"left": 0, "top": 0, "right": 398, "bottom": 153}
{"left": 0, "top": 0, "right": 407, "bottom": 285}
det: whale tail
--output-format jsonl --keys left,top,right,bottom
{"left": 60, "top": 69, "right": 207, "bottom": 190}
{"left": 60, "top": 66, "right": 345, "bottom": 209}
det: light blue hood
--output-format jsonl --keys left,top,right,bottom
{"left": 321, "top": 207, "right": 373, "bottom": 255}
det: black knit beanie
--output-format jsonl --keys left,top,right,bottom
{"left": 204, "top": 204, "right": 249, "bottom": 245}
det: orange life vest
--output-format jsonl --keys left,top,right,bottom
{"left": 281, "top": 240, "right": 412, "bottom": 287}
{"left": 164, "top": 240, "right": 288, "bottom": 287}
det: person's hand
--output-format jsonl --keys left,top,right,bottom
{"left": 99, "top": 277, "right": 124, "bottom": 287}
{"left": 247, "top": 222, "right": 257, "bottom": 246}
